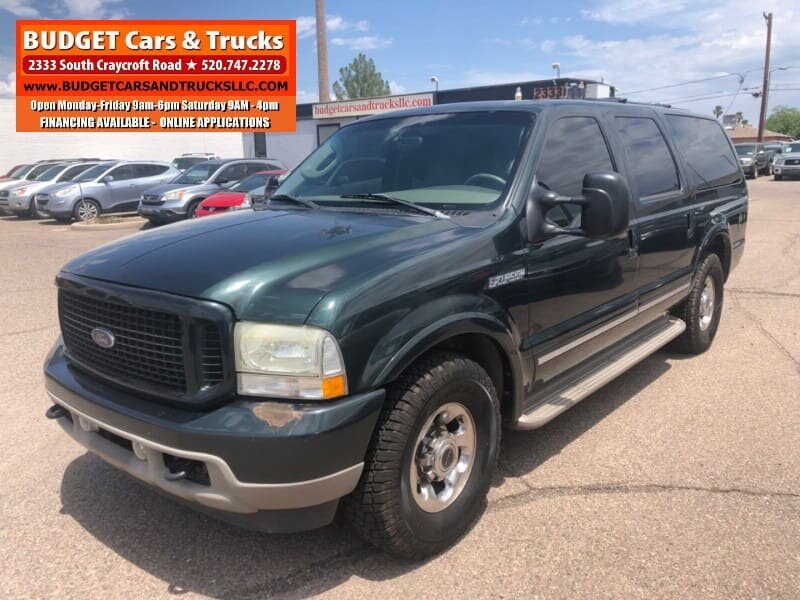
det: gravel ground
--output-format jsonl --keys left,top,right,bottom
{"left": 0, "top": 178, "right": 798, "bottom": 599}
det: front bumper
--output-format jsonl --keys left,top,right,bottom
{"left": 774, "top": 164, "right": 800, "bottom": 176}
{"left": 138, "top": 198, "right": 191, "bottom": 221}
{"left": 7, "top": 194, "right": 32, "bottom": 211}
{"left": 45, "top": 342, "right": 384, "bottom": 530}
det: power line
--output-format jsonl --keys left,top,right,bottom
{"left": 666, "top": 88, "right": 800, "bottom": 105}
{"left": 619, "top": 64, "right": 795, "bottom": 97}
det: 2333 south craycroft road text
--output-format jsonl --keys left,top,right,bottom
{"left": 22, "top": 30, "right": 285, "bottom": 51}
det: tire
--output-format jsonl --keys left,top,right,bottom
{"left": 774, "top": 174, "right": 783, "bottom": 181}
{"left": 671, "top": 253, "right": 724, "bottom": 354}
{"left": 751, "top": 167, "right": 758, "bottom": 179}
{"left": 344, "top": 351, "right": 501, "bottom": 559}
{"left": 28, "top": 197, "right": 47, "bottom": 219}
{"left": 73, "top": 198, "right": 100, "bottom": 222}
{"left": 147, "top": 217, "right": 167, "bottom": 227}
{"left": 186, "top": 198, "right": 203, "bottom": 219}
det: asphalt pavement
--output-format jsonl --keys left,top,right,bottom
{"left": 0, "top": 178, "right": 798, "bottom": 599}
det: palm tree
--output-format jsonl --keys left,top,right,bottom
{"left": 713, "top": 105, "right": 723, "bottom": 120}
{"left": 735, "top": 112, "right": 744, "bottom": 125}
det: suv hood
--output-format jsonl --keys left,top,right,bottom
{"left": 61, "top": 209, "right": 463, "bottom": 323}
{"left": 5, "top": 179, "right": 53, "bottom": 194}
{"left": 146, "top": 181, "right": 219, "bottom": 197}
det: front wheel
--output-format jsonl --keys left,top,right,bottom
{"left": 344, "top": 352, "right": 501, "bottom": 559}
{"left": 671, "top": 253, "right": 724, "bottom": 354}
{"left": 186, "top": 198, "right": 203, "bottom": 219}
{"left": 73, "top": 198, "right": 100, "bottom": 222}
{"left": 28, "top": 197, "right": 47, "bottom": 219}
{"left": 774, "top": 174, "right": 783, "bottom": 181}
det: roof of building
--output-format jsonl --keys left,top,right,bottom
{"left": 727, "top": 124, "right": 791, "bottom": 141}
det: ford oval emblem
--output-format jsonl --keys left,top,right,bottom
{"left": 91, "top": 327, "right": 115, "bottom": 349}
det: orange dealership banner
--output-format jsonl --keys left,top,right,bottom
{"left": 15, "top": 20, "right": 296, "bottom": 132}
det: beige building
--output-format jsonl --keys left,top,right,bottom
{"left": 726, "top": 124, "right": 792, "bottom": 143}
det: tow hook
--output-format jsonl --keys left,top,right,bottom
{"left": 164, "top": 469, "right": 188, "bottom": 482}
{"left": 45, "top": 404, "right": 68, "bottom": 420}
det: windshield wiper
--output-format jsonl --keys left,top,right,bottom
{"left": 265, "top": 194, "right": 320, "bottom": 210}
{"left": 340, "top": 193, "right": 449, "bottom": 219}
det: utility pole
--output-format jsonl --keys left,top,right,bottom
{"left": 757, "top": 12, "right": 773, "bottom": 142}
{"left": 315, "top": 0, "right": 330, "bottom": 102}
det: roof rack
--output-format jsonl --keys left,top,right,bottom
{"left": 590, "top": 97, "right": 673, "bottom": 108}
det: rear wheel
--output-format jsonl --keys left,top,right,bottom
{"left": 671, "top": 253, "right": 724, "bottom": 354}
{"left": 344, "top": 352, "right": 501, "bottom": 559}
{"left": 73, "top": 199, "right": 100, "bottom": 222}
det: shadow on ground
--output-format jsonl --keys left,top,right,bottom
{"left": 59, "top": 352, "right": 673, "bottom": 598}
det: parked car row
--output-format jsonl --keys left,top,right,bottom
{"left": 0, "top": 155, "right": 286, "bottom": 224}
{"left": 734, "top": 141, "right": 800, "bottom": 181}
{"left": 138, "top": 158, "right": 285, "bottom": 225}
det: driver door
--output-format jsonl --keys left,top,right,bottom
{"left": 523, "top": 114, "right": 639, "bottom": 386}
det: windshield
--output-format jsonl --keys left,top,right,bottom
{"left": 735, "top": 145, "right": 755, "bottom": 155}
{"left": 172, "top": 156, "right": 207, "bottom": 170}
{"left": 27, "top": 164, "right": 58, "bottom": 179}
{"left": 59, "top": 163, "right": 95, "bottom": 181}
{"left": 230, "top": 173, "right": 268, "bottom": 192}
{"left": 784, "top": 143, "right": 800, "bottom": 154}
{"left": 32, "top": 165, "right": 65, "bottom": 181}
{"left": 276, "top": 111, "right": 534, "bottom": 211}
{"left": 75, "top": 163, "right": 114, "bottom": 182}
{"left": 8, "top": 164, "right": 31, "bottom": 178}
{"left": 173, "top": 162, "right": 219, "bottom": 185}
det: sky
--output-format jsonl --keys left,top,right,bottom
{"left": 0, "top": 0, "right": 798, "bottom": 124}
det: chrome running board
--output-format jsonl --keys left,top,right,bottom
{"left": 515, "top": 316, "right": 686, "bottom": 430}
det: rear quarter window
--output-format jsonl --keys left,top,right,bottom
{"left": 663, "top": 115, "right": 740, "bottom": 189}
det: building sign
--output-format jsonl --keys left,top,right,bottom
{"left": 16, "top": 20, "right": 296, "bottom": 132}
{"left": 312, "top": 93, "right": 435, "bottom": 119}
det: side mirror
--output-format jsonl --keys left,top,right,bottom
{"left": 526, "top": 172, "right": 631, "bottom": 241}
{"left": 102, "top": 175, "right": 114, "bottom": 183}
{"left": 266, "top": 175, "right": 281, "bottom": 189}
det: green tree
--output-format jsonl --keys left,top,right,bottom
{"left": 765, "top": 105, "right": 800, "bottom": 138}
{"left": 332, "top": 53, "right": 391, "bottom": 100}
{"left": 713, "top": 105, "right": 723, "bottom": 119}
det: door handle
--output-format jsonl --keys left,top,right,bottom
{"left": 628, "top": 229, "right": 639, "bottom": 258}
{"left": 687, "top": 212, "right": 696, "bottom": 239}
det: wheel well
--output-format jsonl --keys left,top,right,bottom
{"left": 430, "top": 333, "right": 514, "bottom": 420}
{"left": 706, "top": 234, "right": 731, "bottom": 281}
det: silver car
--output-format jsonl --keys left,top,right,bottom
{"left": 773, "top": 141, "right": 800, "bottom": 180}
{"left": 3, "top": 162, "right": 100, "bottom": 218}
{"left": 138, "top": 158, "right": 285, "bottom": 224}
{"left": 38, "top": 161, "right": 179, "bottom": 222}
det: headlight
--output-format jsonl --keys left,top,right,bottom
{"left": 54, "top": 184, "right": 78, "bottom": 197}
{"left": 740, "top": 158, "right": 752, "bottom": 164}
{"left": 11, "top": 187, "right": 28, "bottom": 196}
{"left": 162, "top": 189, "right": 185, "bottom": 201}
{"left": 775, "top": 157, "right": 785, "bottom": 165}
{"left": 230, "top": 194, "right": 252, "bottom": 211}
{"left": 235, "top": 322, "right": 347, "bottom": 400}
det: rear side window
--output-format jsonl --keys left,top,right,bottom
{"left": 614, "top": 117, "right": 679, "bottom": 197}
{"left": 137, "top": 164, "right": 169, "bottom": 177}
{"left": 663, "top": 115, "right": 740, "bottom": 189}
